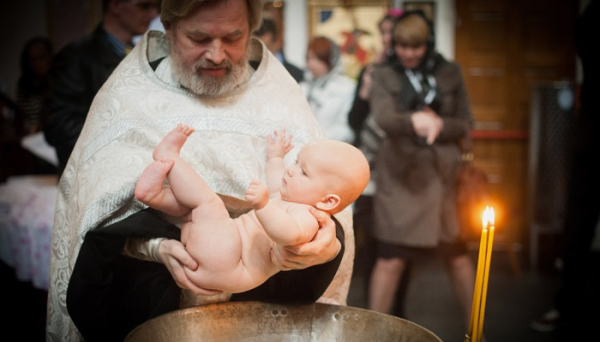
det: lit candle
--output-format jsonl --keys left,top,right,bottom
{"left": 477, "top": 207, "right": 495, "bottom": 340}
{"left": 466, "top": 207, "right": 495, "bottom": 342}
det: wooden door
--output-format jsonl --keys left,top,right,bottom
{"left": 454, "top": 0, "right": 578, "bottom": 260}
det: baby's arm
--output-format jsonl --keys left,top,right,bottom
{"left": 246, "top": 181, "right": 318, "bottom": 246}
{"left": 266, "top": 129, "right": 293, "bottom": 194}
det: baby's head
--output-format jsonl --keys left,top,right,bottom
{"left": 280, "top": 139, "right": 370, "bottom": 214}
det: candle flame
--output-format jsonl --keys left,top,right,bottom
{"left": 482, "top": 206, "right": 495, "bottom": 229}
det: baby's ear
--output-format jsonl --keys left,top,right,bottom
{"left": 315, "top": 194, "right": 340, "bottom": 212}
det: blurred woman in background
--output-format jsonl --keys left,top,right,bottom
{"left": 300, "top": 36, "right": 356, "bottom": 144}
{"left": 15, "top": 36, "right": 57, "bottom": 174}
{"left": 16, "top": 36, "right": 53, "bottom": 135}
{"left": 367, "top": 10, "right": 478, "bottom": 334}
{"left": 347, "top": 9, "right": 414, "bottom": 318}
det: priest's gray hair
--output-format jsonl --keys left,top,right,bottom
{"left": 161, "top": 0, "right": 264, "bottom": 33}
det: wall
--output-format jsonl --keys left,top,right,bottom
{"left": 0, "top": 0, "right": 100, "bottom": 101}
{"left": 282, "top": 0, "right": 309, "bottom": 69}
{"left": 0, "top": 0, "right": 48, "bottom": 99}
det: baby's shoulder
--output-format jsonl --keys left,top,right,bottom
{"left": 281, "top": 200, "right": 317, "bottom": 220}
{"left": 277, "top": 198, "right": 311, "bottom": 212}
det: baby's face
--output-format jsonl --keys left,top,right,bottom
{"left": 279, "top": 143, "right": 333, "bottom": 205}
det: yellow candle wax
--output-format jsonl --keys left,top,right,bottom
{"left": 467, "top": 208, "right": 490, "bottom": 341}
{"left": 477, "top": 208, "right": 495, "bottom": 341}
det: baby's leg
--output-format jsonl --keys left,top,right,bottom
{"left": 158, "top": 124, "right": 224, "bottom": 211}
{"left": 153, "top": 123, "right": 195, "bottom": 161}
{"left": 135, "top": 159, "right": 190, "bottom": 216}
{"left": 184, "top": 216, "right": 274, "bottom": 294}
{"left": 153, "top": 124, "right": 267, "bottom": 291}
{"left": 147, "top": 123, "right": 209, "bottom": 209}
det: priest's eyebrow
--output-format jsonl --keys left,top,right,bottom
{"left": 187, "top": 29, "right": 244, "bottom": 42}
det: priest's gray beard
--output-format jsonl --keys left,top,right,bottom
{"left": 170, "top": 42, "right": 251, "bottom": 97}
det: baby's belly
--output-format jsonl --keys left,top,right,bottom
{"left": 236, "top": 212, "right": 280, "bottom": 275}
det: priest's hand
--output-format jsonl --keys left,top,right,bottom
{"left": 158, "top": 239, "right": 223, "bottom": 296}
{"left": 271, "top": 207, "right": 341, "bottom": 270}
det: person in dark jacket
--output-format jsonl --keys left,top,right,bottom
{"left": 253, "top": 17, "right": 304, "bottom": 83}
{"left": 43, "top": 0, "right": 159, "bottom": 176}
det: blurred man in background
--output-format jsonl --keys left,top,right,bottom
{"left": 253, "top": 17, "right": 304, "bottom": 83}
{"left": 43, "top": 0, "right": 159, "bottom": 176}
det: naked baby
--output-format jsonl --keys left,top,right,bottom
{"left": 135, "top": 123, "right": 369, "bottom": 297}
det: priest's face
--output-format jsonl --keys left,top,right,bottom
{"left": 166, "top": 0, "right": 251, "bottom": 97}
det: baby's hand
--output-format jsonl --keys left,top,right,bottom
{"left": 267, "top": 129, "right": 293, "bottom": 159}
{"left": 245, "top": 179, "right": 269, "bottom": 210}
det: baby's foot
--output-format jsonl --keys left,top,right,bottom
{"left": 135, "top": 158, "right": 175, "bottom": 203}
{"left": 153, "top": 123, "right": 195, "bottom": 160}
